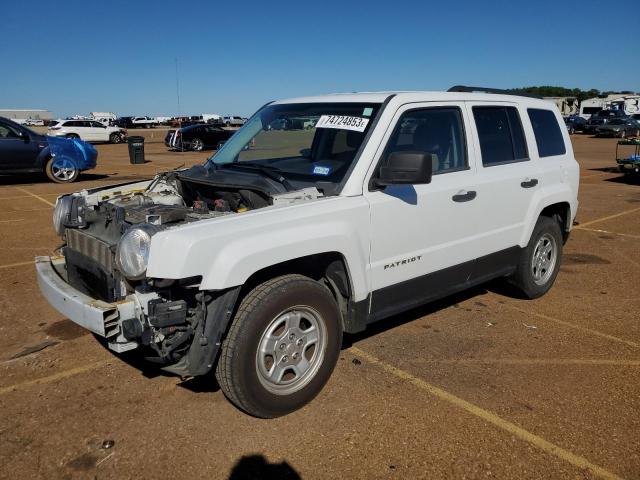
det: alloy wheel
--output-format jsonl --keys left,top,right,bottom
{"left": 255, "top": 307, "right": 327, "bottom": 395}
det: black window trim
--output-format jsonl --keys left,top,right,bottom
{"left": 472, "top": 105, "right": 530, "bottom": 168}
{"left": 368, "top": 104, "right": 471, "bottom": 190}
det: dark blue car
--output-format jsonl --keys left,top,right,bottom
{"left": 0, "top": 116, "right": 97, "bottom": 183}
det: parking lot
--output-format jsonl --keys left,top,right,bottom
{"left": 0, "top": 131, "right": 638, "bottom": 479}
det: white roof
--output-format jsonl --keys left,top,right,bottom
{"left": 273, "top": 91, "right": 553, "bottom": 107}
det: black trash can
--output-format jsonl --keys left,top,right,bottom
{"left": 127, "top": 136, "right": 145, "bottom": 164}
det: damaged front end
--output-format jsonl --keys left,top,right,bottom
{"left": 39, "top": 167, "right": 322, "bottom": 376}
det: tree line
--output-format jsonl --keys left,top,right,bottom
{"left": 511, "top": 86, "right": 637, "bottom": 101}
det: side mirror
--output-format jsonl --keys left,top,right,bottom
{"left": 20, "top": 131, "right": 30, "bottom": 142}
{"left": 375, "top": 151, "right": 433, "bottom": 187}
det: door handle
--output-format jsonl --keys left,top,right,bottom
{"left": 452, "top": 190, "right": 477, "bottom": 202}
{"left": 521, "top": 178, "right": 539, "bottom": 188}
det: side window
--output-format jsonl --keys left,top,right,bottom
{"left": 527, "top": 109, "right": 566, "bottom": 157}
{"left": 473, "top": 106, "right": 528, "bottom": 166}
{"left": 63, "top": 121, "right": 74, "bottom": 127}
{"left": 383, "top": 107, "right": 468, "bottom": 175}
{"left": 0, "top": 123, "right": 19, "bottom": 138}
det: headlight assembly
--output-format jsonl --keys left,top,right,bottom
{"left": 52, "top": 195, "right": 73, "bottom": 237}
{"left": 116, "top": 224, "right": 159, "bottom": 280}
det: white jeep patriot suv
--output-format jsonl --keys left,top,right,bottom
{"left": 36, "top": 87, "right": 579, "bottom": 417}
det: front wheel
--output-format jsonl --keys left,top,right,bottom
{"left": 45, "top": 157, "right": 79, "bottom": 183}
{"left": 216, "top": 274, "right": 343, "bottom": 418}
{"left": 191, "top": 137, "right": 204, "bottom": 151}
{"left": 508, "top": 216, "right": 563, "bottom": 299}
{"left": 109, "top": 133, "right": 122, "bottom": 144}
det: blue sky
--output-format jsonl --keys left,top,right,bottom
{"left": 1, "top": 0, "right": 638, "bottom": 118}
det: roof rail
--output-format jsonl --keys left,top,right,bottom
{"left": 447, "top": 85, "right": 542, "bottom": 99}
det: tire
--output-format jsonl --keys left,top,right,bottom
{"left": 508, "top": 216, "right": 563, "bottom": 299}
{"left": 109, "top": 133, "right": 122, "bottom": 144}
{"left": 216, "top": 274, "right": 343, "bottom": 418}
{"left": 65, "top": 133, "right": 80, "bottom": 139}
{"left": 45, "top": 157, "right": 79, "bottom": 183}
{"left": 191, "top": 138, "right": 204, "bottom": 151}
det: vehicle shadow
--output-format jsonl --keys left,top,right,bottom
{"left": 93, "top": 334, "right": 220, "bottom": 392}
{"left": 343, "top": 284, "right": 498, "bottom": 348}
{"left": 228, "top": 455, "right": 301, "bottom": 480}
{"left": 604, "top": 174, "right": 640, "bottom": 186}
{"left": 586, "top": 167, "right": 640, "bottom": 185}
{"left": 343, "top": 278, "right": 528, "bottom": 348}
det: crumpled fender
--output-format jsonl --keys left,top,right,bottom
{"left": 46, "top": 136, "right": 98, "bottom": 171}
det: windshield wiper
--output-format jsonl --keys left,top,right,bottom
{"left": 220, "top": 163, "right": 294, "bottom": 191}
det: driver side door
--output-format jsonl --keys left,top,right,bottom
{"left": 0, "top": 120, "right": 39, "bottom": 170}
{"left": 365, "top": 102, "right": 482, "bottom": 321}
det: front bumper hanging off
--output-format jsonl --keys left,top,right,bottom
{"left": 35, "top": 256, "right": 140, "bottom": 352}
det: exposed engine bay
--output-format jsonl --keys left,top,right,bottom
{"left": 59, "top": 169, "right": 323, "bottom": 244}
{"left": 53, "top": 167, "right": 323, "bottom": 370}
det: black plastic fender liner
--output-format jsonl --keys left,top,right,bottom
{"left": 162, "top": 287, "right": 240, "bottom": 377}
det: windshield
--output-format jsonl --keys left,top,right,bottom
{"left": 207, "top": 102, "right": 380, "bottom": 187}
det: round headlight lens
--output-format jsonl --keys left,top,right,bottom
{"left": 116, "top": 224, "right": 158, "bottom": 280}
{"left": 53, "top": 195, "right": 73, "bottom": 237}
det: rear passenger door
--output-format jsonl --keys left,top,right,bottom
{"left": 76, "top": 121, "right": 95, "bottom": 141}
{"left": 90, "top": 121, "right": 108, "bottom": 141}
{"left": 465, "top": 103, "right": 541, "bottom": 263}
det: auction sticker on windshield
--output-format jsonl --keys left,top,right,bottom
{"left": 316, "top": 115, "right": 369, "bottom": 132}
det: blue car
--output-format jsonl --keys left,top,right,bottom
{"left": 0, "top": 116, "right": 97, "bottom": 183}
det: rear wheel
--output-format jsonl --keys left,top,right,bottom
{"left": 191, "top": 138, "right": 204, "bottom": 151}
{"left": 216, "top": 274, "right": 342, "bottom": 418}
{"left": 45, "top": 157, "right": 79, "bottom": 183}
{"left": 508, "top": 216, "right": 563, "bottom": 299}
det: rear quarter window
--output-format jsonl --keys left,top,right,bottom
{"left": 527, "top": 109, "right": 566, "bottom": 157}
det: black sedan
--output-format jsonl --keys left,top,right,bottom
{"left": 0, "top": 116, "right": 97, "bottom": 183}
{"left": 564, "top": 115, "right": 587, "bottom": 134}
{"left": 583, "top": 110, "right": 628, "bottom": 134}
{"left": 165, "top": 124, "right": 235, "bottom": 151}
{"left": 596, "top": 118, "right": 640, "bottom": 138}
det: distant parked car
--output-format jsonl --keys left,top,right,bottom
{"left": 165, "top": 124, "right": 235, "bottom": 151}
{"left": 223, "top": 116, "right": 246, "bottom": 127}
{"left": 131, "top": 116, "right": 159, "bottom": 128}
{"left": 596, "top": 118, "right": 640, "bottom": 138}
{"left": 583, "top": 110, "right": 628, "bottom": 134}
{"left": 114, "top": 117, "right": 135, "bottom": 128}
{"left": 24, "top": 119, "right": 45, "bottom": 126}
{"left": 266, "top": 118, "right": 305, "bottom": 130}
{"left": 48, "top": 120, "right": 126, "bottom": 144}
{"left": 564, "top": 115, "right": 587, "bottom": 134}
{"left": 0, "top": 116, "right": 97, "bottom": 183}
